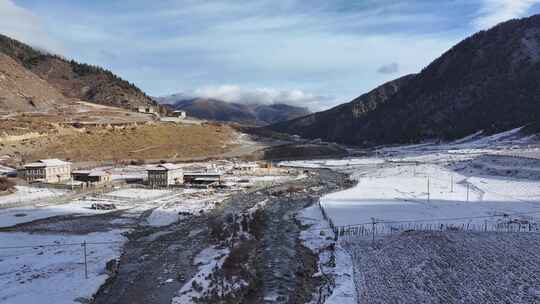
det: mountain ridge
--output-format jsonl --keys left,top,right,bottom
{"left": 157, "top": 96, "right": 311, "bottom": 125}
{"left": 268, "top": 14, "right": 540, "bottom": 146}
{"left": 0, "top": 34, "right": 157, "bottom": 110}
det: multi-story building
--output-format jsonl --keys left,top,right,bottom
{"left": 20, "top": 159, "right": 72, "bottom": 183}
{"left": 72, "top": 170, "right": 112, "bottom": 186}
{"left": 147, "top": 163, "right": 184, "bottom": 187}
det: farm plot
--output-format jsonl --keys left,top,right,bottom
{"left": 293, "top": 141, "right": 540, "bottom": 303}
{"left": 344, "top": 231, "right": 540, "bottom": 304}
{"left": 320, "top": 163, "right": 540, "bottom": 229}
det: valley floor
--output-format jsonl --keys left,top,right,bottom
{"left": 3, "top": 128, "right": 540, "bottom": 304}
{"left": 0, "top": 164, "right": 345, "bottom": 304}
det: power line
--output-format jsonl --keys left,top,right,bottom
{"left": 4, "top": 207, "right": 540, "bottom": 251}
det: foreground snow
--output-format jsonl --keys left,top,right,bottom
{"left": 0, "top": 199, "right": 128, "bottom": 228}
{"left": 293, "top": 129, "right": 540, "bottom": 303}
{"left": 171, "top": 246, "right": 231, "bottom": 304}
{"left": 298, "top": 205, "right": 357, "bottom": 304}
{"left": 345, "top": 231, "right": 540, "bottom": 303}
{"left": 0, "top": 186, "right": 66, "bottom": 207}
{"left": 105, "top": 188, "right": 172, "bottom": 200}
{"left": 0, "top": 231, "right": 126, "bottom": 304}
{"left": 145, "top": 189, "right": 232, "bottom": 227}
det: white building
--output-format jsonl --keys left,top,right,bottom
{"left": 137, "top": 106, "right": 158, "bottom": 114}
{"left": 72, "top": 170, "right": 112, "bottom": 186}
{"left": 233, "top": 162, "right": 258, "bottom": 173}
{"left": 172, "top": 110, "right": 187, "bottom": 119}
{"left": 147, "top": 163, "right": 183, "bottom": 187}
{"left": 20, "top": 159, "right": 72, "bottom": 183}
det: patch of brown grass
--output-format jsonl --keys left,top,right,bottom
{"left": 24, "top": 123, "right": 238, "bottom": 162}
{"left": 0, "top": 177, "right": 15, "bottom": 192}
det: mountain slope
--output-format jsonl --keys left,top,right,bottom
{"left": 269, "top": 14, "right": 540, "bottom": 146}
{"left": 0, "top": 34, "right": 156, "bottom": 109}
{"left": 0, "top": 53, "right": 67, "bottom": 112}
{"left": 173, "top": 98, "right": 255, "bottom": 123}
{"left": 270, "top": 74, "right": 414, "bottom": 141}
{"left": 160, "top": 96, "right": 310, "bottom": 125}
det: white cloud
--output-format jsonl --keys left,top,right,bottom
{"left": 377, "top": 62, "right": 400, "bottom": 74}
{"left": 191, "top": 85, "right": 331, "bottom": 111}
{"left": 473, "top": 0, "right": 539, "bottom": 30}
{"left": 0, "top": 0, "right": 62, "bottom": 53}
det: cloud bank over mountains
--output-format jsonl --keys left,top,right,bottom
{"left": 167, "top": 85, "right": 332, "bottom": 111}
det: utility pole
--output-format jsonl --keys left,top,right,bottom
{"left": 427, "top": 177, "right": 430, "bottom": 203}
{"left": 82, "top": 241, "right": 88, "bottom": 279}
{"left": 450, "top": 174, "right": 454, "bottom": 193}
{"left": 371, "top": 218, "right": 376, "bottom": 243}
{"left": 466, "top": 183, "right": 470, "bottom": 202}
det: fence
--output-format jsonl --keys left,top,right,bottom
{"left": 317, "top": 199, "right": 540, "bottom": 243}
{"left": 318, "top": 201, "right": 338, "bottom": 240}
{"left": 335, "top": 219, "right": 540, "bottom": 241}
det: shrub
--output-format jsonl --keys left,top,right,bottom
{"left": 0, "top": 177, "right": 15, "bottom": 192}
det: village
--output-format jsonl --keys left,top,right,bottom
{"left": 0, "top": 149, "right": 329, "bottom": 304}
{"left": 0, "top": 156, "right": 297, "bottom": 209}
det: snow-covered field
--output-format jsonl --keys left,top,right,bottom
{"left": 288, "top": 129, "right": 540, "bottom": 304}
{"left": 0, "top": 198, "right": 128, "bottom": 228}
{"left": 0, "top": 186, "right": 66, "bottom": 207}
{"left": 345, "top": 231, "right": 540, "bottom": 303}
{"left": 105, "top": 188, "right": 172, "bottom": 200}
{"left": 0, "top": 230, "right": 126, "bottom": 304}
{"left": 320, "top": 163, "right": 540, "bottom": 228}
{"left": 145, "top": 189, "right": 232, "bottom": 227}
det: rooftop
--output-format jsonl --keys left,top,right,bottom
{"left": 24, "top": 159, "right": 72, "bottom": 168}
{"left": 147, "top": 163, "right": 183, "bottom": 171}
{"left": 72, "top": 170, "right": 110, "bottom": 177}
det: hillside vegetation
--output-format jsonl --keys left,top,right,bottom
{"left": 0, "top": 34, "right": 156, "bottom": 109}
{"left": 0, "top": 53, "right": 68, "bottom": 112}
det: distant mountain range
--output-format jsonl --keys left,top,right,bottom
{"left": 157, "top": 95, "right": 311, "bottom": 126}
{"left": 0, "top": 34, "right": 156, "bottom": 111}
{"left": 269, "top": 14, "right": 540, "bottom": 146}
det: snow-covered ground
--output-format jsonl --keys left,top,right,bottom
{"left": 0, "top": 186, "right": 67, "bottom": 207}
{"left": 172, "top": 246, "right": 231, "bottom": 304}
{"left": 345, "top": 231, "right": 540, "bottom": 303}
{"left": 105, "top": 188, "right": 171, "bottom": 200}
{"left": 0, "top": 198, "right": 128, "bottom": 228}
{"left": 0, "top": 161, "right": 299, "bottom": 303}
{"left": 298, "top": 205, "right": 357, "bottom": 304}
{"left": 0, "top": 230, "right": 126, "bottom": 304}
{"left": 288, "top": 129, "right": 540, "bottom": 304}
{"left": 321, "top": 163, "right": 540, "bottom": 228}
{"left": 144, "top": 189, "right": 232, "bottom": 227}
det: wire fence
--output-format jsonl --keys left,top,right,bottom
{"left": 335, "top": 220, "right": 540, "bottom": 241}
{"left": 317, "top": 199, "right": 540, "bottom": 242}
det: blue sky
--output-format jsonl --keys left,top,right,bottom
{"left": 2, "top": 0, "right": 540, "bottom": 110}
